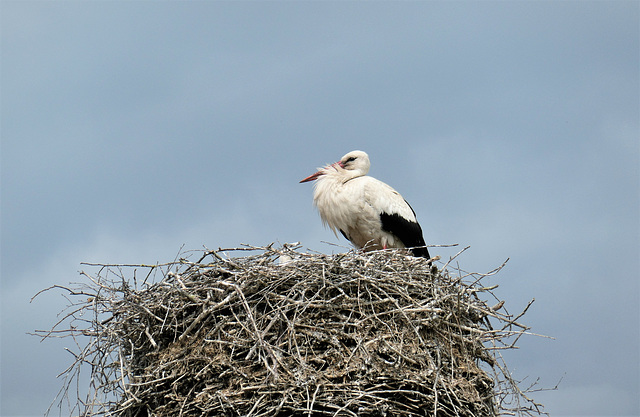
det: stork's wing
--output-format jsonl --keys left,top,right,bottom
{"left": 363, "top": 178, "right": 430, "bottom": 258}
{"left": 379, "top": 208, "right": 430, "bottom": 258}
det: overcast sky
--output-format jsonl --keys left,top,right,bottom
{"left": 1, "top": 2, "right": 638, "bottom": 416}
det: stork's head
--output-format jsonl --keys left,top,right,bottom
{"left": 300, "top": 150, "right": 370, "bottom": 183}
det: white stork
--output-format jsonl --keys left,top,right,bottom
{"left": 300, "top": 150, "right": 431, "bottom": 259}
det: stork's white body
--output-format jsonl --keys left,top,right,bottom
{"left": 312, "top": 172, "right": 413, "bottom": 250}
{"left": 300, "top": 150, "right": 430, "bottom": 258}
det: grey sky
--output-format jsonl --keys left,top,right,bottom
{"left": 1, "top": 1, "right": 638, "bottom": 416}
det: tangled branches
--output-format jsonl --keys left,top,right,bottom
{"left": 34, "top": 244, "right": 547, "bottom": 416}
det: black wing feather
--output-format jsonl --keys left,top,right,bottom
{"left": 379, "top": 211, "right": 430, "bottom": 259}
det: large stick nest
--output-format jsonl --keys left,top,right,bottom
{"left": 35, "top": 244, "right": 546, "bottom": 416}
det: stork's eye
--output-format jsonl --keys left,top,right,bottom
{"left": 345, "top": 156, "right": 356, "bottom": 164}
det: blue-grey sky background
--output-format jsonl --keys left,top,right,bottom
{"left": 1, "top": 2, "right": 638, "bottom": 416}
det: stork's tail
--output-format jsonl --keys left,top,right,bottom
{"left": 410, "top": 246, "right": 431, "bottom": 262}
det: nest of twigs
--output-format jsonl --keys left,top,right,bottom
{"left": 35, "top": 243, "right": 546, "bottom": 416}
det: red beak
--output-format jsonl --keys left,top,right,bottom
{"left": 299, "top": 161, "right": 343, "bottom": 183}
{"left": 299, "top": 170, "right": 324, "bottom": 183}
